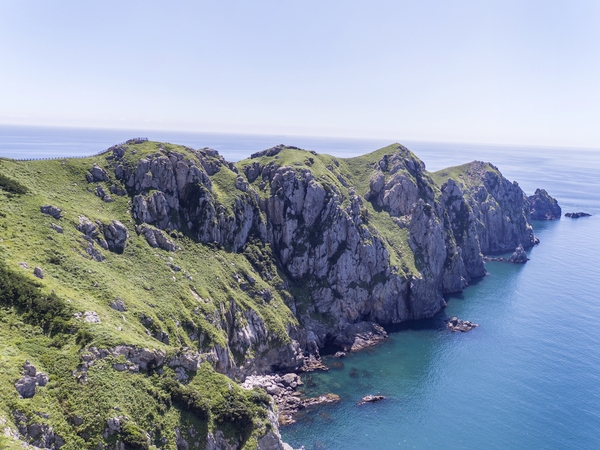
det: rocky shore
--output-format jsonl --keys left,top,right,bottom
{"left": 242, "top": 373, "right": 340, "bottom": 425}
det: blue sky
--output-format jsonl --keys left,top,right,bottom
{"left": 1, "top": 1, "right": 600, "bottom": 147}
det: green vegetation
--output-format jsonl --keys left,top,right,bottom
{"left": 0, "top": 146, "right": 289, "bottom": 448}
{"left": 0, "top": 173, "right": 28, "bottom": 195}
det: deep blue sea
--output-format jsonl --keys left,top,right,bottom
{"left": 1, "top": 124, "right": 599, "bottom": 449}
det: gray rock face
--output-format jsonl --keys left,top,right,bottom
{"left": 333, "top": 322, "right": 388, "bottom": 352}
{"left": 110, "top": 184, "right": 127, "bottom": 196}
{"left": 40, "top": 205, "right": 62, "bottom": 219}
{"left": 457, "top": 162, "right": 536, "bottom": 253}
{"left": 76, "top": 216, "right": 128, "bottom": 255}
{"left": 15, "top": 376, "right": 37, "bottom": 398}
{"left": 110, "top": 298, "right": 126, "bottom": 312}
{"left": 117, "top": 149, "right": 265, "bottom": 252}
{"left": 13, "top": 411, "right": 64, "bottom": 449}
{"left": 103, "top": 220, "right": 128, "bottom": 253}
{"left": 95, "top": 185, "right": 113, "bottom": 202}
{"left": 528, "top": 188, "right": 561, "bottom": 220}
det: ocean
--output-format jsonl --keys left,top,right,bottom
{"left": 1, "top": 124, "right": 599, "bottom": 449}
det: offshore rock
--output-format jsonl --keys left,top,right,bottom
{"left": 528, "top": 188, "right": 561, "bottom": 220}
{"left": 447, "top": 317, "right": 478, "bottom": 332}
{"left": 508, "top": 245, "right": 528, "bottom": 263}
{"left": 565, "top": 212, "right": 591, "bottom": 218}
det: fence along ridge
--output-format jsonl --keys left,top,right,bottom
{"left": 8, "top": 137, "right": 148, "bottom": 161}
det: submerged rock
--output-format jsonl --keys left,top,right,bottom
{"left": 358, "top": 395, "right": 385, "bottom": 405}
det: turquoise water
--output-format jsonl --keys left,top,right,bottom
{"left": 1, "top": 125, "right": 599, "bottom": 449}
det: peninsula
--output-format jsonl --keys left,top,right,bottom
{"left": 0, "top": 141, "right": 559, "bottom": 449}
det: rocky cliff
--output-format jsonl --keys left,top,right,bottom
{"left": 0, "top": 140, "right": 554, "bottom": 449}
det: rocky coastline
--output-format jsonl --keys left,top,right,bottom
{"left": 0, "top": 140, "right": 563, "bottom": 450}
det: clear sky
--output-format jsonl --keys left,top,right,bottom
{"left": 2, "top": 1, "right": 600, "bottom": 147}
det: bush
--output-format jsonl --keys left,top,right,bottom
{"left": 161, "top": 378, "right": 210, "bottom": 421}
{"left": 120, "top": 422, "right": 149, "bottom": 450}
{"left": 212, "top": 391, "right": 254, "bottom": 427}
{"left": 75, "top": 328, "right": 93, "bottom": 346}
{"left": 0, "top": 173, "right": 28, "bottom": 195}
{"left": 0, "top": 260, "right": 74, "bottom": 334}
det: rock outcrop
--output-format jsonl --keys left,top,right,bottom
{"left": 528, "top": 188, "right": 561, "bottom": 220}
{"left": 86, "top": 163, "right": 108, "bottom": 183}
{"left": 508, "top": 245, "right": 528, "bottom": 263}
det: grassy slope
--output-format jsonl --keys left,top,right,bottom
{"left": 0, "top": 145, "right": 294, "bottom": 449}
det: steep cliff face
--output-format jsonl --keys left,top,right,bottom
{"left": 112, "top": 143, "right": 538, "bottom": 352}
{"left": 433, "top": 161, "right": 536, "bottom": 253}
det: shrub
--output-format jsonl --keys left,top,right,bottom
{"left": 0, "top": 260, "right": 74, "bottom": 334}
{"left": 161, "top": 378, "right": 210, "bottom": 421}
{"left": 0, "top": 173, "right": 28, "bottom": 195}
{"left": 212, "top": 391, "right": 254, "bottom": 427}
{"left": 120, "top": 422, "right": 149, "bottom": 450}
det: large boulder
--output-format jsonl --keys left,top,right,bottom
{"left": 103, "top": 220, "right": 128, "bottom": 253}
{"left": 14, "top": 361, "right": 49, "bottom": 399}
{"left": 15, "top": 376, "right": 37, "bottom": 398}
{"left": 528, "top": 188, "right": 561, "bottom": 220}
{"left": 86, "top": 163, "right": 109, "bottom": 182}
{"left": 40, "top": 205, "right": 62, "bottom": 219}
